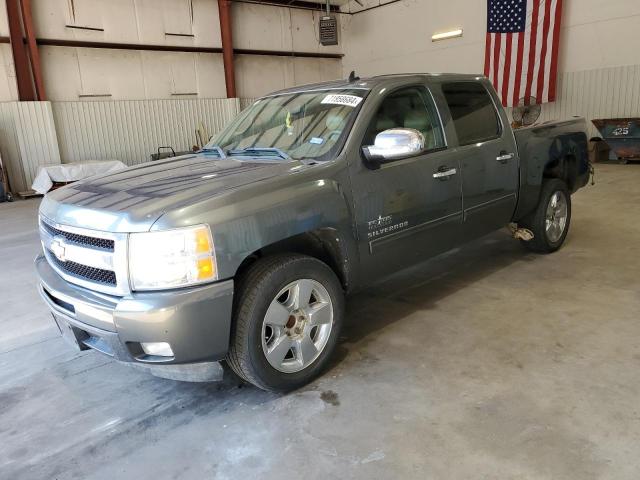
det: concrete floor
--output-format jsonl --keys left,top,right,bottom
{"left": 1, "top": 163, "right": 639, "bottom": 479}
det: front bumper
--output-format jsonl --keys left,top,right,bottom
{"left": 35, "top": 254, "right": 234, "bottom": 379}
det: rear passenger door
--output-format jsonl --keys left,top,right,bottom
{"left": 440, "top": 81, "right": 519, "bottom": 237}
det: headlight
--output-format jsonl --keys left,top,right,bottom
{"left": 129, "top": 225, "right": 217, "bottom": 290}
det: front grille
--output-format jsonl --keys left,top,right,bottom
{"left": 41, "top": 221, "right": 114, "bottom": 251}
{"left": 47, "top": 249, "right": 117, "bottom": 286}
{"left": 39, "top": 215, "right": 128, "bottom": 295}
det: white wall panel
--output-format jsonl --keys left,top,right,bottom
{"left": 231, "top": 2, "right": 341, "bottom": 55}
{"left": 0, "top": 101, "right": 61, "bottom": 192}
{"left": 15, "top": 102, "right": 62, "bottom": 186}
{"left": 6, "top": 1, "right": 340, "bottom": 101}
{"left": 234, "top": 54, "right": 341, "bottom": 99}
{"left": 162, "top": 0, "right": 194, "bottom": 37}
{"left": 0, "top": 45, "right": 18, "bottom": 102}
{"left": 292, "top": 57, "right": 343, "bottom": 87}
{"left": 51, "top": 98, "right": 240, "bottom": 166}
{"left": 40, "top": 46, "right": 227, "bottom": 101}
{"left": 0, "top": 103, "right": 26, "bottom": 192}
{"left": 0, "top": 1, "right": 9, "bottom": 37}
{"left": 506, "top": 65, "right": 640, "bottom": 139}
{"left": 31, "top": 0, "right": 221, "bottom": 48}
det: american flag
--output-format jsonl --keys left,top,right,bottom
{"left": 484, "top": 0, "right": 564, "bottom": 107}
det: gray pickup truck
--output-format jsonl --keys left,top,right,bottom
{"left": 36, "top": 74, "right": 590, "bottom": 391}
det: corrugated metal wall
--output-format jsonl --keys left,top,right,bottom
{"left": 51, "top": 98, "right": 241, "bottom": 166}
{"left": 506, "top": 64, "right": 640, "bottom": 139}
{"left": 0, "top": 103, "right": 26, "bottom": 193}
{"left": 240, "top": 98, "right": 258, "bottom": 111}
{"left": 0, "top": 102, "right": 60, "bottom": 193}
{"left": 15, "top": 102, "right": 61, "bottom": 183}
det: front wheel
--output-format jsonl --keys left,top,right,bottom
{"left": 520, "top": 178, "right": 572, "bottom": 253}
{"left": 226, "top": 254, "right": 344, "bottom": 392}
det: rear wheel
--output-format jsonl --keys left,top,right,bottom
{"left": 520, "top": 178, "right": 571, "bottom": 253}
{"left": 226, "top": 254, "right": 344, "bottom": 392}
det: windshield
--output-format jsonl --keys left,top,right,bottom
{"left": 207, "top": 89, "right": 368, "bottom": 161}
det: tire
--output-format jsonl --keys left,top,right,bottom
{"left": 520, "top": 178, "right": 572, "bottom": 253}
{"left": 226, "top": 253, "right": 344, "bottom": 392}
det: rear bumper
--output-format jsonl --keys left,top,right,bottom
{"left": 35, "top": 254, "right": 234, "bottom": 377}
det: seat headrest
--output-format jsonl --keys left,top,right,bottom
{"left": 404, "top": 110, "right": 431, "bottom": 132}
{"left": 376, "top": 116, "right": 396, "bottom": 132}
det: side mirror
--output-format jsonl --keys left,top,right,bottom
{"left": 362, "top": 128, "right": 425, "bottom": 169}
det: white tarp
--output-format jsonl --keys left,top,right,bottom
{"left": 31, "top": 160, "right": 127, "bottom": 194}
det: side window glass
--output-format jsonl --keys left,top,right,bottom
{"left": 363, "top": 87, "right": 445, "bottom": 152}
{"left": 441, "top": 82, "right": 501, "bottom": 146}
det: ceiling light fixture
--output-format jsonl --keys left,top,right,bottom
{"left": 432, "top": 29, "right": 463, "bottom": 42}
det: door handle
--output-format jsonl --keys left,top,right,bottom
{"left": 497, "top": 152, "right": 515, "bottom": 163}
{"left": 433, "top": 167, "right": 457, "bottom": 179}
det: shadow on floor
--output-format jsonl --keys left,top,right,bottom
{"left": 323, "top": 229, "right": 536, "bottom": 371}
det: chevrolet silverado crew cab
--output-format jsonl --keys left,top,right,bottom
{"left": 36, "top": 74, "right": 591, "bottom": 391}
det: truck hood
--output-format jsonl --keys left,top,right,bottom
{"left": 40, "top": 154, "right": 308, "bottom": 232}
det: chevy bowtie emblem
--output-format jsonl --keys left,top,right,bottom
{"left": 50, "top": 236, "right": 67, "bottom": 262}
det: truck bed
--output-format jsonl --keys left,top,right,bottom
{"left": 512, "top": 117, "right": 591, "bottom": 221}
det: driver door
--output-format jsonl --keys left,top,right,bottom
{"left": 348, "top": 85, "right": 464, "bottom": 281}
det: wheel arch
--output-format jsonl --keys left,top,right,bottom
{"left": 234, "top": 228, "right": 355, "bottom": 293}
{"left": 542, "top": 151, "right": 581, "bottom": 192}
{"left": 519, "top": 177, "right": 571, "bottom": 254}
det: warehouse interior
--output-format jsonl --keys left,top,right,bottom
{"left": 1, "top": 0, "right": 640, "bottom": 478}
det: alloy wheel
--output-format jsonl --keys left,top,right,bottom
{"left": 261, "top": 279, "right": 334, "bottom": 373}
{"left": 545, "top": 191, "right": 568, "bottom": 243}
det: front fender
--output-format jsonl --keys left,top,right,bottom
{"left": 214, "top": 179, "right": 355, "bottom": 279}
{"left": 152, "top": 170, "right": 357, "bottom": 282}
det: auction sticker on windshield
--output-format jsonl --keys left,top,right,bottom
{"left": 321, "top": 94, "right": 363, "bottom": 107}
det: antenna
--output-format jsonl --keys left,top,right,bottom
{"left": 348, "top": 70, "right": 360, "bottom": 82}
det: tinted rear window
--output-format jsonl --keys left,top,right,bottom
{"left": 442, "top": 82, "right": 501, "bottom": 146}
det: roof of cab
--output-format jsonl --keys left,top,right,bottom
{"left": 262, "top": 73, "right": 486, "bottom": 98}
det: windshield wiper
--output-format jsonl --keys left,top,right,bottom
{"left": 198, "top": 146, "right": 226, "bottom": 158}
{"left": 227, "top": 147, "right": 290, "bottom": 160}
